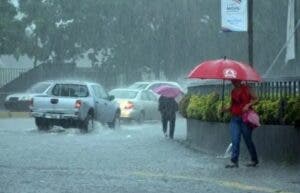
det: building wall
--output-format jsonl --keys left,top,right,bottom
{"left": 253, "top": 0, "right": 300, "bottom": 77}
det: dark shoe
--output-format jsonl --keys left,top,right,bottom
{"left": 225, "top": 162, "right": 239, "bottom": 168}
{"left": 164, "top": 132, "right": 168, "bottom": 138}
{"left": 245, "top": 161, "right": 258, "bottom": 167}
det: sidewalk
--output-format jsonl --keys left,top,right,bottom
{"left": 0, "top": 110, "right": 30, "bottom": 118}
{"left": 174, "top": 118, "right": 300, "bottom": 193}
{"left": 175, "top": 139, "right": 300, "bottom": 193}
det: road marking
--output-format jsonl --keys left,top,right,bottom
{"left": 132, "top": 171, "right": 294, "bottom": 193}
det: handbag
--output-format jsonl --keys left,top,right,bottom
{"left": 242, "top": 110, "right": 261, "bottom": 129}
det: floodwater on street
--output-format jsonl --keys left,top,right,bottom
{"left": 0, "top": 117, "right": 299, "bottom": 193}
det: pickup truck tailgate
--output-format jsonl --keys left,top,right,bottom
{"left": 32, "top": 96, "right": 78, "bottom": 113}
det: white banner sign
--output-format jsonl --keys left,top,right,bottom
{"left": 221, "top": 0, "right": 248, "bottom": 32}
{"left": 285, "top": 0, "right": 295, "bottom": 64}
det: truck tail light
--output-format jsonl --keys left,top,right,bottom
{"left": 75, "top": 100, "right": 82, "bottom": 109}
{"left": 124, "top": 101, "right": 134, "bottom": 109}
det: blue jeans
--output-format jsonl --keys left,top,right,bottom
{"left": 161, "top": 113, "right": 176, "bottom": 138}
{"left": 230, "top": 116, "right": 258, "bottom": 164}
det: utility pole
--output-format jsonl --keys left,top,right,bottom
{"left": 248, "top": 0, "right": 253, "bottom": 67}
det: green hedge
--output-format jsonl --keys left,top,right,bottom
{"left": 179, "top": 93, "right": 300, "bottom": 126}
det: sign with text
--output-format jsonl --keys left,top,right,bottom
{"left": 221, "top": 0, "right": 248, "bottom": 32}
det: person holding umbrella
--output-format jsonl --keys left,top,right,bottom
{"left": 222, "top": 80, "right": 259, "bottom": 168}
{"left": 154, "top": 85, "right": 181, "bottom": 139}
{"left": 188, "top": 58, "right": 262, "bottom": 168}
{"left": 158, "top": 95, "right": 178, "bottom": 139}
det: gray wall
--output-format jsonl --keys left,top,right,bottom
{"left": 187, "top": 119, "right": 300, "bottom": 163}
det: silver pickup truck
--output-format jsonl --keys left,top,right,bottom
{"left": 30, "top": 80, "right": 120, "bottom": 132}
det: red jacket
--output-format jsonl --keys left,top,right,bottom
{"left": 230, "top": 85, "right": 252, "bottom": 116}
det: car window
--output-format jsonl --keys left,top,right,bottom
{"left": 147, "top": 91, "right": 158, "bottom": 101}
{"left": 109, "top": 90, "right": 138, "bottom": 99}
{"left": 149, "top": 83, "right": 177, "bottom": 90}
{"left": 141, "top": 91, "right": 150, "bottom": 101}
{"left": 148, "top": 83, "right": 164, "bottom": 90}
{"left": 28, "top": 82, "right": 51, "bottom": 93}
{"left": 92, "top": 85, "right": 108, "bottom": 99}
{"left": 52, "top": 84, "right": 89, "bottom": 97}
{"left": 149, "top": 83, "right": 180, "bottom": 90}
{"left": 128, "top": 83, "right": 149, "bottom": 89}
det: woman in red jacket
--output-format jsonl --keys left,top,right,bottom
{"left": 223, "top": 80, "right": 259, "bottom": 168}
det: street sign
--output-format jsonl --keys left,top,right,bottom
{"left": 221, "top": 0, "right": 248, "bottom": 32}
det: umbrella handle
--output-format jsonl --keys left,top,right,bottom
{"left": 221, "top": 80, "right": 225, "bottom": 119}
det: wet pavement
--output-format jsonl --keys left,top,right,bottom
{"left": 0, "top": 117, "right": 299, "bottom": 193}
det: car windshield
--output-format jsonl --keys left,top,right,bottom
{"left": 110, "top": 90, "right": 138, "bottom": 99}
{"left": 128, "top": 83, "right": 149, "bottom": 89}
{"left": 27, "top": 82, "right": 51, "bottom": 93}
{"left": 52, "top": 84, "right": 89, "bottom": 97}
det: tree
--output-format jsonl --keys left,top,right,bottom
{"left": 0, "top": 1, "right": 23, "bottom": 57}
{"left": 19, "top": 0, "right": 85, "bottom": 65}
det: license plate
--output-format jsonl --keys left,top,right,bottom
{"left": 45, "top": 114, "right": 60, "bottom": 119}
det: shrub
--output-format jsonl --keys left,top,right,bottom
{"left": 216, "top": 96, "right": 231, "bottom": 122}
{"left": 178, "top": 94, "right": 191, "bottom": 118}
{"left": 256, "top": 99, "right": 281, "bottom": 125}
{"left": 184, "top": 92, "right": 299, "bottom": 127}
{"left": 202, "top": 92, "right": 220, "bottom": 121}
{"left": 186, "top": 95, "right": 206, "bottom": 119}
{"left": 186, "top": 93, "right": 230, "bottom": 122}
{"left": 283, "top": 96, "right": 300, "bottom": 126}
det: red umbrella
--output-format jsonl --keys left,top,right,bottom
{"left": 188, "top": 58, "right": 261, "bottom": 82}
{"left": 187, "top": 58, "right": 262, "bottom": 118}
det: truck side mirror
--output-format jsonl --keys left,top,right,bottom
{"left": 108, "top": 95, "right": 115, "bottom": 101}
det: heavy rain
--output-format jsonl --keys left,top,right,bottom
{"left": 0, "top": 0, "right": 300, "bottom": 193}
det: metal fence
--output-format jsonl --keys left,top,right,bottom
{"left": 0, "top": 68, "right": 31, "bottom": 88}
{"left": 188, "top": 77, "right": 300, "bottom": 99}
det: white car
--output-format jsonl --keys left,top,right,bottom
{"left": 4, "top": 81, "right": 54, "bottom": 111}
{"left": 109, "top": 88, "right": 160, "bottom": 123}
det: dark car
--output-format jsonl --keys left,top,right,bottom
{"left": 4, "top": 81, "right": 54, "bottom": 111}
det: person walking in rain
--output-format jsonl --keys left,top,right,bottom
{"left": 158, "top": 95, "right": 178, "bottom": 139}
{"left": 222, "top": 80, "right": 259, "bottom": 168}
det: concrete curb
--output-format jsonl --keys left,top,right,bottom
{"left": 0, "top": 111, "right": 30, "bottom": 118}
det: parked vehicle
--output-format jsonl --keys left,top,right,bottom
{"left": 4, "top": 81, "right": 54, "bottom": 112}
{"left": 109, "top": 88, "right": 160, "bottom": 123}
{"left": 30, "top": 81, "right": 120, "bottom": 132}
{"left": 128, "top": 81, "right": 185, "bottom": 93}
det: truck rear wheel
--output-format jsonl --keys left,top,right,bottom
{"left": 108, "top": 111, "right": 120, "bottom": 129}
{"left": 35, "top": 118, "right": 51, "bottom": 131}
{"left": 80, "top": 114, "right": 94, "bottom": 132}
